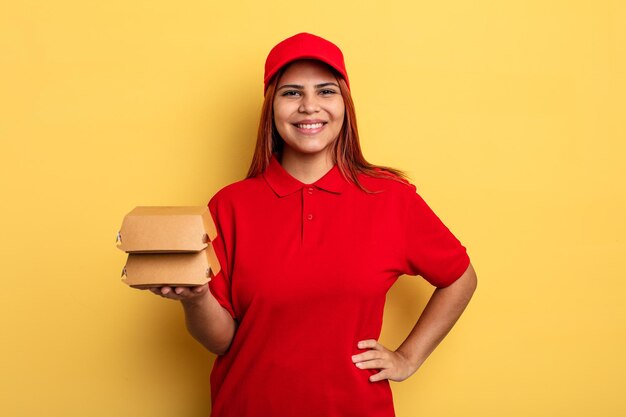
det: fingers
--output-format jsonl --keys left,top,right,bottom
{"left": 352, "top": 339, "right": 400, "bottom": 382}
{"left": 355, "top": 358, "right": 386, "bottom": 370}
{"left": 147, "top": 286, "right": 204, "bottom": 300}
{"left": 353, "top": 339, "right": 388, "bottom": 375}
{"left": 353, "top": 339, "right": 387, "bottom": 364}
{"left": 145, "top": 282, "right": 209, "bottom": 297}
{"left": 357, "top": 339, "right": 382, "bottom": 350}
{"left": 369, "top": 370, "right": 390, "bottom": 383}
{"left": 352, "top": 349, "right": 383, "bottom": 363}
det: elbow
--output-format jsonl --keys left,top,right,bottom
{"left": 467, "top": 264, "right": 478, "bottom": 290}
{"left": 209, "top": 337, "right": 234, "bottom": 356}
{"left": 463, "top": 263, "right": 478, "bottom": 299}
{"left": 193, "top": 334, "right": 234, "bottom": 356}
{"left": 203, "top": 322, "right": 237, "bottom": 356}
{"left": 210, "top": 346, "right": 229, "bottom": 356}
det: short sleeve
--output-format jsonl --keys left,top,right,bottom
{"left": 207, "top": 194, "right": 237, "bottom": 320}
{"left": 401, "top": 186, "right": 470, "bottom": 288}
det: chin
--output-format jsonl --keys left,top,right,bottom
{"left": 305, "top": 143, "right": 335, "bottom": 153}
{"left": 284, "top": 141, "right": 323, "bottom": 153}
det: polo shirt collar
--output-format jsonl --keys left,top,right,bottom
{"left": 263, "top": 154, "right": 348, "bottom": 197}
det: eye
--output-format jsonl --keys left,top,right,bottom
{"left": 319, "top": 89, "right": 338, "bottom": 96}
{"left": 281, "top": 90, "right": 301, "bottom": 97}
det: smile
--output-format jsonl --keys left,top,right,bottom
{"left": 294, "top": 122, "right": 325, "bottom": 130}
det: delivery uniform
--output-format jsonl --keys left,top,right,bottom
{"left": 207, "top": 154, "right": 470, "bottom": 417}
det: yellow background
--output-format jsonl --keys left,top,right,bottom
{"left": 1, "top": 1, "right": 625, "bottom": 416}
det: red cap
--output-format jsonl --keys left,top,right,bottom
{"left": 263, "top": 32, "right": 349, "bottom": 94}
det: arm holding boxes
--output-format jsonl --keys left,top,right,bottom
{"left": 117, "top": 206, "right": 236, "bottom": 355}
{"left": 152, "top": 284, "right": 236, "bottom": 355}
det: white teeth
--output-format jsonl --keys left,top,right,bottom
{"left": 296, "top": 123, "right": 324, "bottom": 129}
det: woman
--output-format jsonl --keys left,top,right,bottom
{"left": 151, "top": 33, "right": 477, "bottom": 417}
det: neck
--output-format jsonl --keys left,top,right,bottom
{"left": 279, "top": 150, "right": 334, "bottom": 184}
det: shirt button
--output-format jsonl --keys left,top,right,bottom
{"left": 306, "top": 214, "right": 314, "bottom": 221}
{"left": 307, "top": 187, "right": 314, "bottom": 195}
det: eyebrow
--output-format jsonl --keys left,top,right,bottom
{"left": 277, "top": 82, "right": 339, "bottom": 91}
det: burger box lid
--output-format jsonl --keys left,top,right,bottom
{"left": 116, "top": 206, "right": 218, "bottom": 253}
{"left": 121, "top": 246, "right": 221, "bottom": 289}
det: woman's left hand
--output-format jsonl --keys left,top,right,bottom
{"left": 351, "top": 339, "right": 418, "bottom": 382}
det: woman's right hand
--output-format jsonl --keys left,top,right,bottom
{"left": 148, "top": 283, "right": 210, "bottom": 304}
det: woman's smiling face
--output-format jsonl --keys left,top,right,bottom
{"left": 273, "top": 60, "right": 345, "bottom": 161}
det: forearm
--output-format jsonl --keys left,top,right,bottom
{"left": 181, "top": 290, "right": 237, "bottom": 355}
{"left": 396, "top": 263, "right": 477, "bottom": 370}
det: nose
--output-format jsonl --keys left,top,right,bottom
{"left": 298, "top": 94, "right": 320, "bottom": 114}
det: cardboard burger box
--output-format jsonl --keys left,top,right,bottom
{"left": 117, "top": 206, "right": 221, "bottom": 289}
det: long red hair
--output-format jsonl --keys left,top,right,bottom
{"left": 246, "top": 65, "right": 408, "bottom": 192}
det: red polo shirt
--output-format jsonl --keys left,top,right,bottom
{"left": 207, "top": 155, "right": 469, "bottom": 417}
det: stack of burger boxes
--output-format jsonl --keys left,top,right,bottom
{"left": 117, "top": 206, "right": 221, "bottom": 288}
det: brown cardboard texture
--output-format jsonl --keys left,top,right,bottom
{"left": 122, "top": 246, "right": 221, "bottom": 288}
{"left": 116, "top": 206, "right": 218, "bottom": 253}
